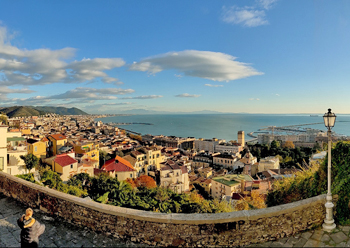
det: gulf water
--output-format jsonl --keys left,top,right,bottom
{"left": 96, "top": 114, "right": 350, "bottom": 141}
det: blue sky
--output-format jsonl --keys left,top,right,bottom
{"left": 0, "top": 0, "right": 350, "bottom": 114}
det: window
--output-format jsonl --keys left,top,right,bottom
{"left": 34, "top": 146, "right": 37, "bottom": 152}
{"left": 70, "top": 164, "right": 73, "bottom": 169}
{"left": 130, "top": 174, "right": 133, "bottom": 178}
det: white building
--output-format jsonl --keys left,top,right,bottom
{"left": 258, "top": 156, "right": 280, "bottom": 172}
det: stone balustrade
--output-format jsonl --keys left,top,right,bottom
{"left": 0, "top": 171, "right": 327, "bottom": 247}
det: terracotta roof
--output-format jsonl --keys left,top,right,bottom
{"left": 115, "top": 156, "right": 135, "bottom": 170}
{"left": 50, "top": 134, "right": 67, "bottom": 140}
{"left": 103, "top": 160, "right": 135, "bottom": 172}
{"left": 54, "top": 154, "right": 77, "bottom": 167}
{"left": 180, "top": 166, "right": 188, "bottom": 174}
{"left": 122, "top": 155, "right": 136, "bottom": 165}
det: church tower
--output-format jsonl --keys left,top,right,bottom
{"left": 238, "top": 131, "right": 245, "bottom": 147}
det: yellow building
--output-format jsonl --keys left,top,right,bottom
{"left": 52, "top": 154, "right": 78, "bottom": 182}
{"left": 124, "top": 146, "right": 166, "bottom": 176}
{"left": 73, "top": 142, "right": 99, "bottom": 168}
{"left": 100, "top": 156, "right": 136, "bottom": 181}
{"left": 27, "top": 139, "right": 47, "bottom": 160}
{"left": 48, "top": 134, "right": 67, "bottom": 156}
{"left": 211, "top": 174, "right": 253, "bottom": 199}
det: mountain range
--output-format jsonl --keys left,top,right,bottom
{"left": 0, "top": 106, "right": 88, "bottom": 118}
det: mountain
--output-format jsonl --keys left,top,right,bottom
{"left": 0, "top": 106, "right": 88, "bottom": 118}
{"left": 33, "top": 106, "right": 88, "bottom": 116}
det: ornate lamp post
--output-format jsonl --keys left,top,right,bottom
{"left": 322, "top": 108, "right": 336, "bottom": 232}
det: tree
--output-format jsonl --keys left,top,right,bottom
{"left": 134, "top": 175, "right": 157, "bottom": 189}
{"left": 270, "top": 140, "right": 280, "bottom": 149}
{"left": 0, "top": 113, "right": 8, "bottom": 125}
{"left": 20, "top": 154, "right": 39, "bottom": 172}
{"left": 99, "top": 150, "right": 111, "bottom": 168}
{"left": 283, "top": 141, "right": 295, "bottom": 149}
{"left": 234, "top": 191, "right": 266, "bottom": 211}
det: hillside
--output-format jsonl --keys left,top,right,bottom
{"left": 33, "top": 106, "right": 88, "bottom": 116}
{"left": 0, "top": 106, "right": 88, "bottom": 118}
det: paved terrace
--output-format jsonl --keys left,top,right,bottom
{"left": 1, "top": 193, "right": 350, "bottom": 247}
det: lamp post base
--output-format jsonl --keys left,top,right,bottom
{"left": 323, "top": 221, "right": 336, "bottom": 232}
{"left": 323, "top": 199, "right": 336, "bottom": 232}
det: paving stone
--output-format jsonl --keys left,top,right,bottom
{"left": 341, "top": 226, "right": 350, "bottom": 235}
{"left": 294, "top": 238, "right": 308, "bottom": 247}
{"left": 301, "top": 231, "right": 313, "bottom": 240}
{"left": 321, "top": 234, "right": 331, "bottom": 242}
{"left": 336, "top": 242, "right": 347, "bottom": 247}
{"left": 303, "top": 239, "right": 322, "bottom": 247}
{"left": 311, "top": 229, "right": 326, "bottom": 241}
{"left": 2, "top": 235, "right": 20, "bottom": 247}
{"left": 284, "top": 237, "right": 300, "bottom": 246}
{"left": 269, "top": 241, "right": 285, "bottom": 247}
{"left": 331, "top": 231, "right": 348, "bottom": 243}
{"left": 282, "top": 242, "right": 293, "bottom": 247}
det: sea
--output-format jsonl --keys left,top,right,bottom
{"left": 95, "top": 114, "right": 350, "bottom": 141}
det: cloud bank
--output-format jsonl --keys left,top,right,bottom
{"left": 122, "top": 95, "right": 163, "bottom": 100}
{"left": 175, "top": 93, "right": 201, "bottom": 98}
{"left": 130, "top": 50, "right": 262, "bottom": 82}
{"left": 0, "top": 25, "right": 125, "bottom": 87}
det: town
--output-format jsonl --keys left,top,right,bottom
{"left": 0, "top": 113, "right": 329, "bottom": 204}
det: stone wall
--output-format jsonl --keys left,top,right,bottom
{"left": 0, "top": 171, "right": 327, "bottom": 247}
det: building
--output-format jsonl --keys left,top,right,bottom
{"left": 257, "top": 130, "right": 324, "bottom": 145}
{"left": 52, "top": 154, "right": 79, "bottom": 182}
{"left": 123, "top": 145, "right": 166, "bottom": 176}
{"left": 159, "top": 160, "right": 189, "bottom": 193}
{"left": 194, "top": 138, "right": 222, "bottom": 153}
{"left": 48, "top": 134, "right": 68, "bottom": 156}
{"left": 212, "top": 153, "right": 238, "bottom": 169}
{"left": 238, "top": 131, "right": 245, "bottom": 146}
{"left": 211, "top": 174, "right": 253, "bottom": 199}
{"left": 100, "top": 156, "right": 136, "bottom": 181}
{"left": 27, "top": 139, "right": 47, "bottom": 160}
{"left": 73, "top": 142, "right": 99, "bottom": 168}
{"left": 258, "top": 156, "right": 280, "bottom": 172}
{"left": 154, "top": 136, "right": 195, "bottom": 149}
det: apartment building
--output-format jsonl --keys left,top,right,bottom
{"left": 159, "top": 160, "right": 189, "bottom": 193}
{"left": 258, "top": 156, "right": 280, "bottom": 172}
{"left": 211, "top": 174, "right": 253, "bottom": 199}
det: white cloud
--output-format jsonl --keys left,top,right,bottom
{"left": 129, "top": 50, "right": 262, "bottom": 82}
{"left": 0, "top": 24, "right": 125, "bottom": 86}
{"left": 204, "top": 84, "right": 224, "bottom": 87}
{"left": 258, "top": 0, "right": 278, "bottom": 10}
{"left": 221, "top": 0, "right": 277, "bottom": 27}
{"left": 222, "top": 6, "right": 268, "bottom": 27}
{"left": 175, "top": 93, "right": 201, "bottom": 98}
{"left": 275, "top": 93, "right": 280, "bottom": 96}
{"left": 0, "top": 86, "right": 34, "bottom": 94}
{"left": 249, "top": 98, "right": 260, "bottom": 101}
{"left": 50, "top": 87, "right": 135, "bottom": 100}
{"left": 11, "top": 96, "right": 52, "bottom": 106}
{"left": 122, "top": 95, "right": 163, "bottom": 100}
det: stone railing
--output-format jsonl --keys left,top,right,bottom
{"left": 0, "top": 171, "right": 326, "bottom": 247}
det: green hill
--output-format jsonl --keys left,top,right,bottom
{"left": 0, "top": 106, "right": 88, "bottom": 118}
{"left": 33, "top": 106, "right": 88, "bottom": 116}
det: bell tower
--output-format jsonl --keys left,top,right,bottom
{"left": 238, "top": 131, "right": 245, "bottom": 147}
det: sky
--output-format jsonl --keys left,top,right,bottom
{"left": 1, "top": 0, "right": 350, "bottom": 114}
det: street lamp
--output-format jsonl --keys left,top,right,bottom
{"left": 322, "top": 108, "right": 336, "bottom": 232}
